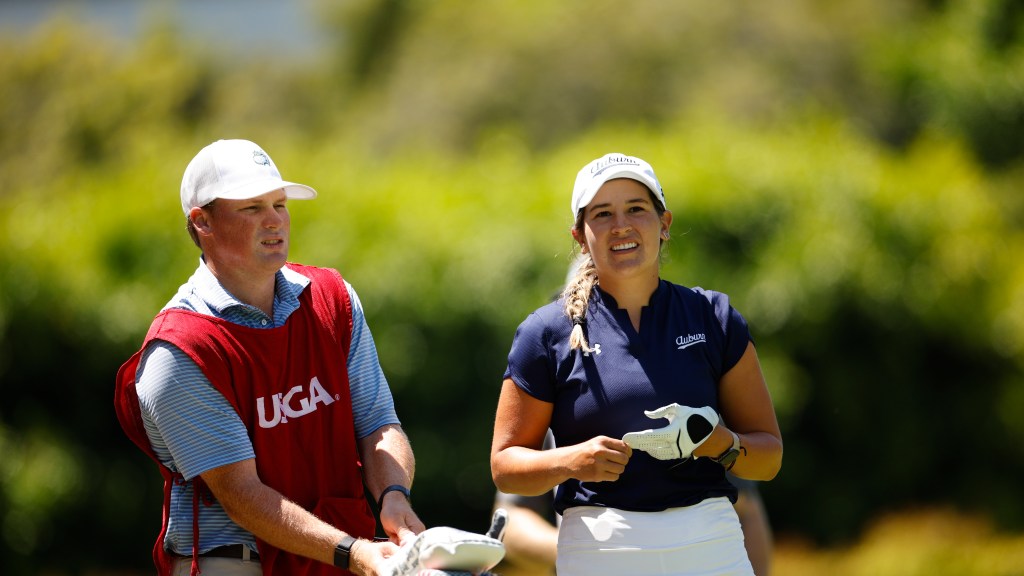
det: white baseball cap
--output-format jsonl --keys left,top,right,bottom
{"left": 570, "top": 152, "right": 666, "bottom": 217}
{"left": 180, "top": 139, "right": 317, "bottom": 216}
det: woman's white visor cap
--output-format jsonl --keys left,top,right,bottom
{"left": 570, "top": 153, "right": 666, "bottom": 217}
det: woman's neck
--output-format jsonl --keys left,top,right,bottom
{"left": 598, "top": 273, "right": 660, "bottom": 330}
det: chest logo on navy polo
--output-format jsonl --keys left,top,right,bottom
{"left": 583, "top": 343, "right": 602, "bottom": 357}
{"left": 676, "top": 333, "right": 706, "bottom": 350}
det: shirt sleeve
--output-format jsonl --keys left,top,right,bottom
{"left": 703, "top": 289, "right": 753, "bottom": 374}
{"left": 345, "top": 281, "right": 401, "bottom": 438}
{"left": 135, "top": 341, "right": 255, "bottom": 480}
{"left": 504, "top": 311, "right": 557, "bottom": 403}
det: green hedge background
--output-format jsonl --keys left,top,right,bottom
{"left": 2, "top": 0, "right": 1023, "bottom": 573}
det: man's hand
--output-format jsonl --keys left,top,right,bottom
{"left": 350, "top": 538, "right": 400, "bottom": 576}
{"left": 379, "top": 491, "right": 426, "bottom": 545}
{"left": 622, "top": 403, "right": 719, "bottom": 460}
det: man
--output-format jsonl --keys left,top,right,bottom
{"left": 115, "top": 139, "right": 424, "bottom": 576}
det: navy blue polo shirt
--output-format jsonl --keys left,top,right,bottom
{"left": 504, "top": 280, "right": 751, "bottom": 513}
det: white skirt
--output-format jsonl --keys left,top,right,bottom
{"left": 556, "top": 497, "right": 754, "bottom": 576}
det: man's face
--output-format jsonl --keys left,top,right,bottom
{"left": 200, "top": 189, "right": 291, "bottom": 277}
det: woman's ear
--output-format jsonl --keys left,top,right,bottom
{"left": 660, "top": 210, "right": 673, "bottom": 241}
{"left": 571, "top": 227, "right": 589, "bottom": 254}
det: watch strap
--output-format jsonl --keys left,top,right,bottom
{"left": 334, "top": 535, "right": 357, "bottom": 570}
{"left": 377, "top": 484, "right": 411, "bottom": 512}
{"left": 713, "top": 431, "right": 742, "bottom": 470}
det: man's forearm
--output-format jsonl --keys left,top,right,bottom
{"left": 358, "top": 424, "right": 424, "bottom": 542}
{"left": 202, "top": 459, "right": 347, "bottom": 566}
{"left": 359, "top": 423, "right": 416, "bottom": 498}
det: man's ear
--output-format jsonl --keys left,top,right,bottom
{"left": 190, "top": 207, "right": 211, "bottom": 234}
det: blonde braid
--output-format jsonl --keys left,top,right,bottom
{"left": 562, "top": 254, "right": 599, "bottom": 352}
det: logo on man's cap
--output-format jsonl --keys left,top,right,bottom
{"left": 253, "top": 150, "right": 271, "bottom": 166}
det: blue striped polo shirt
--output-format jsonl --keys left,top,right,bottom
{"left": 134, "top": 258, "right": 399, "bottom": 555}
{"left": 505, "top": 280, "right": 751, "bottom": 514}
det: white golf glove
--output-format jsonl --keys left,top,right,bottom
{"left": 379, "top": 526, "right": 505, "bottom": 576}
{"left": 621, "top": 403, "right": 719, "bottom": 460}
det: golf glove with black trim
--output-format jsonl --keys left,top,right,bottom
{"left": 378, "top": 526, "right": 505, "bottom": 576}
{"left": 621, "top": 403, "right": 719, "bottom": 460}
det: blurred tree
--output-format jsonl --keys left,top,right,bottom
{"left": 859, "top": 0, "right": 1024, "bottom": 167}
{"left": 1, "top": 0, "right": 1023, "bottom": 573}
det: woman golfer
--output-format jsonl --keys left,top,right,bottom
{"left": 491, "top": 153, "right": 783, "bottom": 575}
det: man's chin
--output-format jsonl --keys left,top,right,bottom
{"left": 259, "top": 252, "right": 290, "bottom": 269}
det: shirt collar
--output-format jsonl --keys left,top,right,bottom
{"left": 193, "top": 257, "right": 311, "bottom": 315}
{"left": 593, "top": 279, "right": 667, "bottom": 311}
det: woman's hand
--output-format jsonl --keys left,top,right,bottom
{"left": 566, "top": 436, "right": 632, "bottom": 482}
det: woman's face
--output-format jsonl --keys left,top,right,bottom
{"left": 574, "top": 178, "right": 671, "bottom": 282}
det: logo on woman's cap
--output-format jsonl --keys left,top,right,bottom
{"left": 571, "top": 152, "right": 667, "bottom": 217}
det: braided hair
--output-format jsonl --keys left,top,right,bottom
{"left": 561, "top": 252, "right": 599, "bottom": 352}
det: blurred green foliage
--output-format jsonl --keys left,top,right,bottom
{"left": 1, "top": 0, "right": 1023, "bottom": 573}
{"left": 775, "top": 508, "right": 1024, "bottom": 576}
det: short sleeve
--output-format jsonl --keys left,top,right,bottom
{"left": 344, "top": 281, "right": 400, "bottom": 438}
{"left": 701, "top": 289, "right": 753, "bottom": 374}
{"left": 504, "top": 312, "right": 557, "bottom": 403}
{"left": 136, "top": 341, "right": 255, "bottom": 480}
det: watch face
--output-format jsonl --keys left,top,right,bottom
{"left": 718, "top": 449, "right": 740, "bottom": 468}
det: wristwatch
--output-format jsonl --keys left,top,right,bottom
{"left": 334, "top": 535, "right": 357, "bottom": 570}
{"left": 712, "top": 430, "right": 742, "bottom": 471}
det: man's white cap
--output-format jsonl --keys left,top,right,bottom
{"left": 180, "top": 139, "right": 317, "bottom": 216}
{"left": 570, "top": 152, "right": 666, "bottom": 217}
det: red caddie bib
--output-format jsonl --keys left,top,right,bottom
{"left": 115, "top": 264, "right": 376, "bottom": 576}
